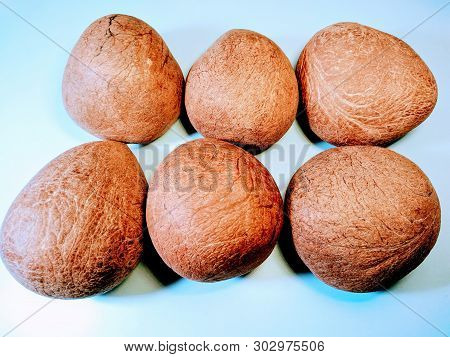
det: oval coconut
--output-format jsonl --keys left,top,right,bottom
{"left": 62, "top": 14, "right": 184, "bottom": 144}
{"left": 286, "top": 146, "right": 441, "bottom": 292}
{"left": 297, "top": 22, "right": 437, "bottom": 146}
{"left": 147, "top": 138, "right": 284, "bottom": 281}
{"left": 185, "top": 30, "right": 298, "bottom": 151}
{"left": 0, "top": 141, "right": 147, "bottom": 298}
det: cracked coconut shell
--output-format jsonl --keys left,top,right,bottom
{"left": 0, "top": 141, "right": 147, "bottom": 298}
{"left": 296, "top": 22, "right": 437, "bottom": 146}
{"left": 285, "top": 146, "right": 441, "bottom": 292}
{"left": 62, "top": 14, "right": 184, "bottom": 144}
{"left": 185, "top": 30, "right": 298, "bottom": 151}
{"left": 146, "top": 138, "right": 284, "bottom": 281}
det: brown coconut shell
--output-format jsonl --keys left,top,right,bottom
{"left": 296, "top": 22, "right": 437, "bottom": 146}
{"left": 146, "top": 138, "right": 284, "bottom": 281}
{"left": 285, "top": 146, "right": 441, "bottom": 292}
{"left": 0, "top": 141, "right": 147, "bottom": 298}
{"left": 62, "top": 14, "right": 184, "bottom": 144}
{"left": 185, "top": 30, "right": 299, "bottom": 151}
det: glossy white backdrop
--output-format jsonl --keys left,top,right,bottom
{"left": 0, "top": 0, "right": 449, "bottom": 336}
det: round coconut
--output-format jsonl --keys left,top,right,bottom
{"left": 285, "top": 146, "right": 441, "bottom": 292}
{"left": 62, "top": 14, "right": 184, "bottom": 144}
{"left": 296, "top": 22, "right": 437, "bottom": 146}
{"left": 0, "top": 141, "right": 147, "bottom": 298}
{"left": 147, "top": 138, "right": 284, "bottom": 281}
{"left": 185, "top": 30, "right": 298, "bottom": 151}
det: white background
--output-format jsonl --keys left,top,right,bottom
{"left": 0, "top": 0, "right": 449, "bottom": 336}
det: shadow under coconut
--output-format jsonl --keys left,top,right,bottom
{"left": 178, "top": 96, "right": 272, "bottom": 155}
{"left": 178, "top": 89, "right": 198, "bottom": 136}
{"left": 278, "top": 212, "right": 379, "bottom": 302}
{"left": 296, "top": 106, "right": 333, "bottom": 151}
{"left": 142, "top": 230, "right": 182, "bottom": 287}
{"left": 102, "top": 231, "right": 182, "bottom": 298}
{"left": 296, "top": 106, "right": 320, "bottom": 143}
{"left": 179, "top": 110, "right": 272, "bottom": 155}
{"left": 301, "top": 275, "right": 382, "bottom": 303}
{"left": 278, "top": 217, "right": 418, "bottom": 301}
{"left": 277, "top": 216, "right": 310, "bottom": 274}
{"left": 101, "top": 262, "right": 164, "bottom": 298}
{"left": 295, "top": 100, "right": 423, "bottom": 150}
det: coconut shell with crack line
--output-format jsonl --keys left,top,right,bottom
{"left": 63, "top": 14, "right": 184, "bottom": 144}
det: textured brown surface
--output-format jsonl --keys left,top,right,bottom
{"left": 62, "top": 14, "right": 184, "bottom": 144}
{"left": 147, "top": 138, "right": 284, "bottom": 281}
{"left": 296, "top": 22, "right": 437, "bottom": 146}
{"left": 0, "top": 141, "right": 147, "bottom": 298}
{"left": 286, "top": 146, "right": 441, "bottom": 292}
{"left": 185, "top": 30, "right": 298, "bottom": 151}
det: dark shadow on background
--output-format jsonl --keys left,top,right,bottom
{"left": 296, "top": 103, "right": 323, "bottom": 144}
{"left": 142, "top": 230, "right": 182, "bottom": 286}
{"left": 179, "top": 91, "right": 267, "bottom": 155}
{"left": 233, "top": 142, "right": 266, "bottom": 156}
{"left": 179, "top": 81, "right": 198, "bottom": 135}
{"left": 278, "top": 216, "right": 310, "bottom": 274}
{"left": 278, "top": 218, "right": 380, "bottom": 302}
{"left": 238, "top": 271, "right": 251, "bottom": 279}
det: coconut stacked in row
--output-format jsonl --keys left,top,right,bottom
{"left": 0, "top": 15, "right": 440, "bottom": 298}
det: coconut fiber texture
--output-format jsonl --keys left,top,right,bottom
{"left": 297, "top": 22, "right": 437, "bottom": 146}
{"left": 285, "top": 146, "right": 441, "bottom": 292}
{"left": 147, "top": 138, "right": 284, "bottom": 281}
{"left": 63, "top": 14, "right": 184, "bottom": 144}
{"left": 185, "top": 30, "right": 298, "bottom": 151}
{"left": 0, "top": 141, "right": 147, "bottom": 298}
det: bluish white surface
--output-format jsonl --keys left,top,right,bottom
{"left": 0, "top": 0, "right": 449, "bottom": 337}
